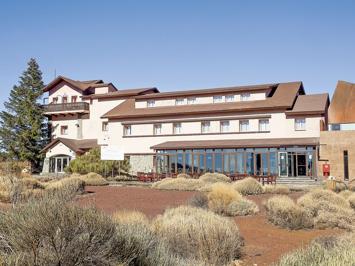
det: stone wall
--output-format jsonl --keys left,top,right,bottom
{"left": 319, "top": 131, "right": 355, "bottom": 181}
{"left": 129, "top": 154, "right": 155, "bottom": 174}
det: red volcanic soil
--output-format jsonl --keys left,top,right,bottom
{"left": 76, "top": 186, "right": 342, "bottom": 266}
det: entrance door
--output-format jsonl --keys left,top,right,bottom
{"left": 50, "top": 156, "right": 71, "bottom": 173}
{"left": 278, "top": 152, "right": 288, "bottom": 177}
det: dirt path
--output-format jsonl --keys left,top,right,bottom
{"left": 76, "top": 186, "right": 342, "bottom": 266}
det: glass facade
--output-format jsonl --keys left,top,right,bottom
{"left": 156, "top": 146, "right": 317, "bottom": 177}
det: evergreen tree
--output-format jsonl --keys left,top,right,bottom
{"left": 0, "top": 58, "right": 47, "bottom": 170}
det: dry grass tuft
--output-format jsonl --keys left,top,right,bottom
{"left": 263, "top": 184, "right": 290, "bottom": 194}
{"left": 77, "top": 172, "right": 109, "bottom": 186}
{"left": 348, "top": 194, "right": 355, "bottom": 210}
{"left": 233, "top": 177, "right": 263, "bottom": 195}
{"left": 199, "top": 172, "right": 231, "bottom": 183}
{"left": 207, "top": 183, "right": 242, "bottom": 215}
{"left": 275, "top": 233, "right": 355, "bottom": 266}
{"left": 176, "top": 173, "right": 191, "bottom": 179}
{"left": 112, "top": 210, "right": 150, "bottom": 225}
{"left": 152, "top": 178, "right": 203, "bottom": 191}
{"left": 339, "top": 190, "right": 353, "bottom": 199}
{"left": 297, "top": 189, "right": 354, "bottom": 230}
{"left": 264, "top": 195, "right": 313, "bottom": 230}
{"left": 153, "top": 206, "right": 243, "bottom": 265}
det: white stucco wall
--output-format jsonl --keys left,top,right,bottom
{"left": 49, "top": 82, "right": 83, "bottom": 103}
{"left": 45, "top": 142, "right": 76, "bottom": 158}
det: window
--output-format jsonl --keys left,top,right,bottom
{"left": 239, "top": 120, "right": 249, "bottom": 132}
{"left": 201, "top": 121, "right": 211, "bottom": 133}
{"left": 102, "top": 122, "right": 108, "bottom": 132}
{"left": 62, "top": 96, "right": 68, "bottom": 103}
{"left": 173, "top": 122, "right": 182, "bottom": 134}
{"left": 153, "top": 124, "right": 162, "bottom": 135}
{"left": 225, "top": 95, "right": 235, "bottom": 102}
{"left": 259, "top": 119, "right": 269, "bottom": 132}
{"left": 220, "top": 121, "right": 230, "bottom": 133}
{"left": 60, "top": 125, "right": 68, "bottom": 135}
{"left": 187, "top": 97, "right": 196, "bottom": 105}
{"left": 71, "top": 96, "right": 77, "bottom": 103}
{"left": 147, "top": 100, "right": 155, "bottom": 107}
{"left": 213, "top": 96, "right": 223, "bottom": 103}
{"left": 52, "top": 97, "right": 58, "bottom": 104}
{"left": 295, "top": 118, "right": 306, "bottom": 131}
{"left": 175, "top": 98, "right": 185, "bottom": 105}
{"left": 124, "top": 125, "right": 131, "bottom": 136}
{"left": 240, "top": 93, "right": 250, "bottom": 101}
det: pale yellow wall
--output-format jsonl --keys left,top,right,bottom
{"left": 49, "top": 82, "right": 83, "bottom": 103}
{"left": 135, "top": 92, "right": 266, "bottom": 108}
{"left": 45, "top": 142, "right": 76, "bottom": 158}
{"left": 108, "top": 113, "right": 323, "bottom": 154}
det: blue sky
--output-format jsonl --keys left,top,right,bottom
{"left": 0, "top": 0, "right": 354, "bottom": 107}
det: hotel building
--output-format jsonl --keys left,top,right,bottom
{"left": 41, "top": 76, "right": 329, "bottom": 179}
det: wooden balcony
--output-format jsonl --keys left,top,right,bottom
{"left": 43, "top": 102, "right": 90, "bottom": 114}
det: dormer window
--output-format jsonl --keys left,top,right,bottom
{"left": 175, "top": 98, "right": 185, "bottom": 105}
{"left": 213, "top": 96, "right": 223, "bottom": 103}
{"left": 240, "top": 93, "right": 250, "bottom": 101}
{"left": 187, "top": 97, "right": 196, "bottom": 105}
{"left": 147, "top": 100, "right": 155, "bottom": 108}
{"left": 225, "top": 95, "right": 235, "bottom": 102}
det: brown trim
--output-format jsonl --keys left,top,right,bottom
{"left": 120, "top": 115, "right": 272, "bottom": 125}
{"left": 125, "top": 153, "right": 156, "bottom": 156}
{"left": 286, "top": 112, "right": 325, "bottom": 118}
{"left": 82, "top": 88, "right": 159, "bottom": 100}
{"left": 123, "top": 131, "right": 270, "bottom": 138}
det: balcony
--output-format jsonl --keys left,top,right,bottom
{"left": 43, "top": 102, "right": 90, "bottom": 115}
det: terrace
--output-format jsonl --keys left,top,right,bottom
{"left": 43, "top": 102, "right": 90, "bottom": 115}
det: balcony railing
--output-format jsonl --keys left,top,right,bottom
{"left": 43, "top": 102, "right": 90, "bottom": 114}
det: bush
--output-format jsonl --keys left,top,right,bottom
{"left": 227, "top": 198, "right": 259, "bottom": 216}
{"left": 0, "top": 193, "right": 120, "bottom": 265}
{"left": 176, "top": 173, "right": 191, "bottom": 179}
{"left": 348, "top": 194, "right": 355, "bottom": 209}
{"left": 264, "top": 195, "right": 313, "bottom": 230}
{"left": 112, "top": 210, "right": 149, "bottom": 225}
{"left": 152, "top": 178, "right": 203, "bottom": 191}
{"left": 45, "top": 177, "right": 85, "bottom": 195}
{"left": 66, "top": 148, "right": 130, "bottom": 177}
{"left": 348, "top": 179, "right": 355, "bottom": 192}
{"left": 263, "top": 184, "right": 290, "bottom": 194}
{"left": 199, "top": 173, "right": 231, "bottom": 183}
{"left": 78, "top": 172, "right": 109, "bottom": 186}
{"left": 188, "top": 193, "right": 209, "bottom": 209}
{"left": 297, "top": 189, "right": 354, "bottom": 230}
{"left": 153, "top": 206, "right": 243, "bottom": 265}
{"left": 339, "top": 190, "right": 353, "bottom": 199}
{"left": 232, "top": 177, "right": 263, "bottom": 195}
{"left": 275, "top": 233, "right": 355, "bottom": 266}
{"left": 21, "top": 177, "right": 45, "bottom": 190}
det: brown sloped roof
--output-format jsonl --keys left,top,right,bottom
{"left": 82, "top": 87, "right": 159, "bottom": 99}
{"left": 151, "top": 137, "right": 319, "bottom": 150}
{"left": 41, "top": 138, "right": 98, "bottom": 154}
{"left": 328, "top": 80, "right": 355, "bottom": 124}
{"left": 102, "top": 82, "right": 304, "bottom": 119}
{"left": 43, "top": 76, "right": 106, "bottom": 92}
{"left": 285, "top": 93, "right": 329, "bottom": 115}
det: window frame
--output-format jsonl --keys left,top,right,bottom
{"left": 213, "top": 95, "right": 223, "bottom": 103}
{"left": 295, "top": 118, "right": 306, "bottom": 131}
{"left": 71, "top": 96, "right": 77, "bottom": 103}
{"left": 153, "top": 123, "right": 162, "bottom": 135}
{"left": 240, "top": 93, "right": 250, "bottom": 101}
{"left": 201, "top": 121, "right": 211, "bottom": 133}
{"left": 258, "top": 119, "right": 269, "bottom": 132}
{"left": 147, "top": 100, "right": 155, "bottom": 108}
{"left": 225, "top": 95, "right": 235, "bottom": 102}
{"left": 173, "top": 122, "right": 182, "bottom": 134}
{"left": 187, "top": 97, "right": 196, "bottom": 105}
{"left": 102, "top": 121, "right": 109, "bottom": 132}
{"left": 52, "top": 97, "right": 58, "bottom": 104}
{"left": 62, "top": 96, "right": 68, "bottom": 104}
{"left": 239, "top": 120, "right": 249, "bottom": 132}
{"left": 175, "top": 98, "right": 185, "bottom": 106}
{"left": 60, "top": 125, "right": 68, "bottom": 135}
{"left": 220, "top": 120, "right": 230, "bottom": 133}
{"left": 123, "top": 125, "right": 132, "bottom": 136}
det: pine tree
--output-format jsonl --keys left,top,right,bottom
{"left": 0, "top": 58, "right": 47, "bottom": 170}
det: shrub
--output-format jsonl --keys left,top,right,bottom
{"left": 264, "top": 196, "right": 313, "bottom": 229}
{"left": 0, "top": 194, "right": 120, "bottom": 265}
{"left": 176, "top": 173, "right": 191, "bottom": 179}
{"left": 112, "top": 210, "right": 149, "bottom": 225}
{"left": 66, "top": 148, "right": 130, "bottom": 177}
{"left": 153, "top": 206, "right": 243, "bottom": 265}
{"left": 208, "top": 183, "right": 243, "bottom": 215}
{"left": 188, "top": 193, "right": 209, "bottom": 209}
{"left": 199, "top": 172, "right": 231, "bottom": 183}
{"left": 348, "top": 193, "right": 355, "bottom": 210}
{"left": 21, "top": 177, "right": 45, "bottom": 190}
{"left": 227, "top": 198, "right": 259, "bottom": 216}
{"left": 339, "top": 190, "right": 353, "bottom": 199}
{"left": 275, "top": 233, "right": 355, "bottom": 266}
{"left": 45, "top": 177, "right": 85, "bottom": 195}
{"left": 152, "top": 178, "right": 203, "bottom": 191}
{"left": 232, "top": 177, "right": 263, "bottom": 195}
{"left": 78, "top": 172, "right": 109, "bottom": 186}
{"left": 263, "top": 184, "right": 290, "bottom": 194}
{"left": 297, "top": 189, "right": 354, "bottom": 230}
{"left": 348, "top": 179, "right": 355, "bottom": 192}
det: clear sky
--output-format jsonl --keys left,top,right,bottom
{"left": 1, "top": 0, "right": 354, "bottom": 107}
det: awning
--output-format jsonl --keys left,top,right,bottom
{"left": 151, "top": 137, "right": 319, "bottom": 150}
